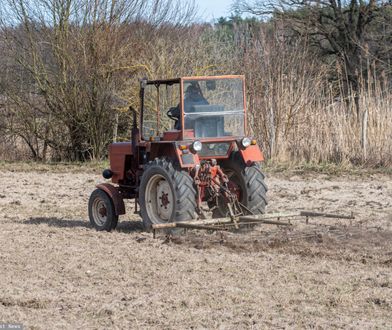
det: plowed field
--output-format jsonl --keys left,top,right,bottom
{"left": 1, "top": 164, "right": 391, "bottom": 329}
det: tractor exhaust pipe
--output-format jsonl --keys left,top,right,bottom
{"left": 130, "top": 106, "right": 139, "bottom": 160}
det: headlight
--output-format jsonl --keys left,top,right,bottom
{"left": 191, "top": 140, "right": 202, "bottom": 153}
{"left": 241, "top": 137, "right": 251, "bottom": 148}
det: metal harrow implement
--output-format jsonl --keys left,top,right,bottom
{"left": 151, "top": 211, "right": 355, "bottom": 238}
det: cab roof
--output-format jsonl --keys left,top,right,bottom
{"left": 143, "top": 75, "right": 244, "bottom": 86}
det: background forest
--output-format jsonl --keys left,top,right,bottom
{"left": 0, "top": 0, "right": 391, "bottom": 166}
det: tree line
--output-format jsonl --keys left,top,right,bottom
{"left": 0, "top": 0, "right": 391, "bottom": 165}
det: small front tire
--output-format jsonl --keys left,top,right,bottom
{"left": 88, "top": 189, "right": 118, "bottom": 231}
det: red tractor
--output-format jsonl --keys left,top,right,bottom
{"left": 88, "top": 75, "right": 267, "bottom": 231}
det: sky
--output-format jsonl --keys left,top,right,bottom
{"left": 196, "top": 0, "right": 234, "bottom": 21}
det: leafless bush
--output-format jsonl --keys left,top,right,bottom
{"left": 0, "top": 0, "right": 196, "bottom": 160}
{"left": 228, "top": 20, "right": 391, "bottom": 166}
{"left": 0, "top": 1, "right": 390, "bottom": 166}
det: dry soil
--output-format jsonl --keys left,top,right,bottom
{"left": 0, "top": 165, "right": 391, "bottom": 329}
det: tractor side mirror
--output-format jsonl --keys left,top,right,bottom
{"left": 206, "top": 80, "right": 216, "bottom": 90}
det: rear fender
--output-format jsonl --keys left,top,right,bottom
{"left": 96, "top": 183, "right": 126, "bottom": 215}
{"left": 237, "top": 144, "right": 264, "bottom": 166}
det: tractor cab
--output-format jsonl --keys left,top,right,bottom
{"left": 181, "top": 77, "right": 245, "bottom": 139}
{"left": 141, "top": 75, "right": 249, "bottom": 159}
{"left": 142, "top": 77, "right": 245, "bottom": 138}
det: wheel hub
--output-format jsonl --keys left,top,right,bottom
{"left": 98, "top": 205, "right": 107, "bottom": 217}
{"left": 156, "top": 180, "right": 172, "bottom": 219}
{"left": 145, "top": 174, "right": 174, "bottom": 224}
{"left": 92, "top": 198, "right": 108, "bottom": 226}
{"left": 160, "top": 192, "right": 170, "bottom": 208}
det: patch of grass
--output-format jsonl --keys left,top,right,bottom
{"left": 1, "top": 159, "right": 391, "bottom": 177}
{"left": 263, "top": 160, "right": 392, "bottom": 177}
{"left": 0, "top": 160, "right": 109, "bottom": 173}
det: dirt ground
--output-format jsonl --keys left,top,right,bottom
{"left": 0, "top": 164, "right": 391, "bottom": 329}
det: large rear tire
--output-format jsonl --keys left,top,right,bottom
{"left": 139, "top": 158, "right": 197, "bottom": 231}
{"left": 214, "top": 152, "right": 268, "bottom": 217}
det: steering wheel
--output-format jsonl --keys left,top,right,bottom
{"left": 167, "top": 107, "right": 179, "bottom": 121}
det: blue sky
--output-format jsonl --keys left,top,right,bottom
{"left": 196, "top": 0, "right": 234, "bottom": 21}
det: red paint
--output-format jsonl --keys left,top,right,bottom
{"left": 109, "top": 143, "right": 132, "bottom": 182}
{"left": 239, "top": 145, "right": 264, "bottom": 165}
{"left": 96, "top": 183, "right": 126, "bottom": 215}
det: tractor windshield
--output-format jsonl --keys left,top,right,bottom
{"left": 182, "top": 78, "right": 245, "bottom": 138}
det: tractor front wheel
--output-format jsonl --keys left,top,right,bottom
{"left": 139, "top": 158, "right": 197, "bottom": 231}
{"left": 88, "top": 189, "right": 118, "bottom": 231}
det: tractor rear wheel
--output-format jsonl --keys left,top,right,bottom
{"left": 88, "top": 189, "right": 118, "bottom": 231}
{"left": 214, "top": 152, "right": 268, "bottom": 217}
{"left": 139, "top": 158, "right": 197, "bottom": 231}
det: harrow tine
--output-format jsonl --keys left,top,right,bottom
{"left": 300, "top": 211, "right": 355, "bottom": 219}
{"left": 238, "top": 218, "right": 293, "bottom": 226}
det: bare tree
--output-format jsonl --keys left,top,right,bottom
{"left": 0, "top": 0, "right": 196, "bottom": 160}
{"left": 234, "top": 1, "right": 391, "bottom": 116}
